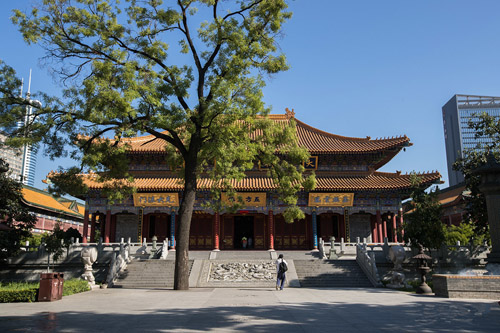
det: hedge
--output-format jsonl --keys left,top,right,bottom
{"left": 0, "top": 279, "right": 90, "bottom": 302}
{"left": 0, "top": 289, "right": 38, "bottom": 303}
{"left": 62, "top": 279, "right": 90, "bottom": 296}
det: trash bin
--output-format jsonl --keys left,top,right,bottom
{"left": 56, "top": 273, "right": 64, "bottom": 300}
{"left": 38, "top": 273, "right": 60, "bottom": 302}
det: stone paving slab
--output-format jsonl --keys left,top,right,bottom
{"left": 0, "top": 288, "right": 498, "bottom": 332}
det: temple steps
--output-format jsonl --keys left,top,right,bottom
{"left": 294, "top": 259, "right": 373, "bottom": 288}
{"left": 112, "top": 259, "right": 193, "bottom": 289}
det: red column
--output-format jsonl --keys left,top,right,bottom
{"left": 90, "top": 213, "right": 96, "bottom": 242}
{"left": 104, "top": 209, "right": 111, "bottom": 244}
{"left": 339, "top": 214, "right": 345, "bottom": 240}
{"left": 213, "top": 212, "right": 220, "bottom": 250}
{"left": 268, "top": 210, "right": 274, "bottom": 250}
{"left": 111, "top": 215, "right": 117, "bottom": 242}
{"left": 392, "top": 214, "right": 398, "bottom": 243}
{"left": 376, "top": 210, "right": 383, "bottom": 243}
{"left": 82, "top": 209, "right": 89, "bottom": 244}
{"left": 383, "top": 217, "right": 388, "bottom": 240}
{"left": 371, "top": 214, "right": 378, "bottom": 243}
{"left": 399, "top": 208, "right": 404, "bottom": 241}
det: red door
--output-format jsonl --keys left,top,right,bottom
{"left": 274, "top": 215, "right": 308, "bottom": 250}
{"left": 254, "top": 215, "right": 266, "bottom": 249}
{"left": 221, "top": 216, "right": 234, "bottom": 249}
{"left": 190, "top": 214, "right": 213, "bottom": 250}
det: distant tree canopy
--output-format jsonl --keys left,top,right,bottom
{"left": 0, "top": 158, "right": 37, "bottom": 261}
{"left": 453, "top": 112, "right": 498, "bottom": 242}
{"left": 1, "top": 0, "right": 313, "bottom": 289}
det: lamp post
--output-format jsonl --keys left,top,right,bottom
{"left": 413, "top": 245, "right": 433, "bottom": 294}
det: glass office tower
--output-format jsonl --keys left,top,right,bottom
{"left": 442, "top": 94, "right": 500, "bottom": 186}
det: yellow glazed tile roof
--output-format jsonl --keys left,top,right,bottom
{"left": 21, "top": 186, "right": 84, "bottom": 218}
{"left": 83, "top": 171, "right": 441, "bottom": 192}
{"left": 118, "top": 112, "right": 410, "bottom": 154}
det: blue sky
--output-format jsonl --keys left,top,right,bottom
{"left": 2, "top": 0, "right": 500, "bottom": 191}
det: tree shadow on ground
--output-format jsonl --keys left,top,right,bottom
{"left": 0, "top": 293, "right": 499, "bottom": 332}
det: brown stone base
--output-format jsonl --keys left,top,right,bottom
{"left": 433, "top": 274, "right": 500, "bottom": 300}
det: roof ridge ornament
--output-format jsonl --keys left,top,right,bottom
{"left": 285, "top": 108, "right": 295, "bottom": 119}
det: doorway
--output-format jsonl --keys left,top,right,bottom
{"left": 318, "top": 214, "right": 340, "bottom": 242}
{"left": 234, "top": 216, "right": 254, "bottom": 249}
{"left": 146, "top": 214, "right": 170, "bottom": 242}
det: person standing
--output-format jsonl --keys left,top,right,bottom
{"left": 276, "top": 254, "right": 288, "bottom": 291}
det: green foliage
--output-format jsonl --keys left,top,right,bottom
{"left": 3, "top": 0, "right": 306, "bottom": 289}
{"left": 44, "top": 223, "right": 66, "bottom": 269}
{"left": 62, "top": 278, "right": 90, "bottom": 296}
{"left": 0, "top": 278, "right": 90, "bottom": 302}
{"left": 0, "top": 281, "right": 38, "bottom": 291}
{"left": 453, "top": 112, "right": 497, "bottom": 241}
{"left": 0, "top": 288, "right": 38, "bottom": 303}
{"left": 0, "top": 158, "right": 37, "bottom": 261}
{"left": 403, "top": 174, "right": 444, "bottom": 251}
{"left": 443, "top": 223, "right": 474, "bottom": 246}
{"left": 22, "top": 233, "right": 44, "bottom": 249}
{"left": 0, "top": 281, "right": 39, "bottom": 303}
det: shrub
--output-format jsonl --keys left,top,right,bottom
{"left": 443, "top": 223, "right": 475, "bottom": 246}
{"left": 0, "top": 278, "right": 89, "bottom": 302}
{"left": 62, "top": 279, "right": 90, "bottom": 296}
{"left": 0, "top": 288, "right": 38, "bottom": 303}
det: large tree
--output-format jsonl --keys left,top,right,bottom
{"left": 453, "top": 112, "right": 497, "bottom": 242}
{"left": 403, "top": 174, "right": 444, "bottom": 252}
{"left": 0, "top": 158, "right": 37, "bottom": 261}
{"left": 1, "top": 0, "right": 314, "bottom": 289}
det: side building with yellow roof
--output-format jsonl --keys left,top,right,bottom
{"left": 21, "top": 185, "right": 86, "bottom": 236}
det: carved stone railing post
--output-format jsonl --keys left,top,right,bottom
{"left": 81, "top": 246, "right": 98, "bottom": 286}
{"left": 356, "top": 243, "right": 382, "bottom": 287}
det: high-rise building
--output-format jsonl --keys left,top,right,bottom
{"left": 21, "top": 142, "right": 36, "bottom": 186}
{"left": 442, "top": 94, "right": 500, "bottom": 186}
{"left": 0, "top": 130, "right": 24, "bottom": 181}
{"left": 0, "top": 131, "right": 36, "bottom": 186}
{"left": 0, "top": 71, "right": 38, "bottom": 186}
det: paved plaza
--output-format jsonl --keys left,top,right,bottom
{"left": 0, "top": 287, "right": 498, "bottom": 332}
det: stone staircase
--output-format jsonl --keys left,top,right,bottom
{"left": 294, "top": 259, "right": 373, "bottom": 288}
{"left": 113, "top": 259, "right": 193, "bottom": 289}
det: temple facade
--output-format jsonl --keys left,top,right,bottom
{"left": 80, "top": 111, "right": 441, "bottom": 250}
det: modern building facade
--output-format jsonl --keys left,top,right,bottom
{"left": 0, "top": 131, "right": 37, "bottom": 187}
{"left": 442, "top": 94, "right": 500, "bottom": 186}
{"left": 0, "top": 131, "right": 24, "bottom": 182}
{"left": 78, "top": 110, "right": 441, "bottom": 249}
{"left": 20, "top": 144, "right": 36, "bottom": 187}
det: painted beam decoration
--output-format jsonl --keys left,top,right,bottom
{"left": 221, "top": 192, "right": 266, "bottom": 207}
{"left": 308, "top": 193, "right": 354, "bottom": 207}
{"left": 133, "top": 193, "right": 179, "bottom": 207}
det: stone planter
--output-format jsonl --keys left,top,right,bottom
{"left": 433, "top": 274, "right": 500, "bottom": 299}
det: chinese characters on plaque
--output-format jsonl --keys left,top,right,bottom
{"left": 303, "top": 156, "right": 318, "bottom": 170}
{"left": 133, "top": 193, "right": 179, "bottom": 207}
{"left": 221, "top": 192, "right": 266, "bottom": 207}
{"left": 308, "top": 193, "right": 354, "bottom": 207}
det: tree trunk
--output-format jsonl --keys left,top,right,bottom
{"left": 173, "top": 150, "right": 198, "bottom": 290}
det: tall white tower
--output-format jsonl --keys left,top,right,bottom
{"left": 20, "top": 70, "right": 38, "bottom": 186}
